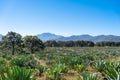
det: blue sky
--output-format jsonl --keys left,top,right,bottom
{"left": 0, "top": 0, "right": 120, "bottom": 36}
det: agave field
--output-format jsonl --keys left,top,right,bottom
{"left": 0, "top": 47, "right": 120, "bottom": 80}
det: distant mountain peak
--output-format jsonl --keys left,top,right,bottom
{"left": 40, "top": 32, "right": 55, "bottom": 35}
{"left": 0, "top": 34, "right": 2, "bottom": 40}
{"left": 37, "top": 33, "right": 63, "bottom": 41}
{"left": 36, "top": 33, "right": 120, "bottom": 42}
{"left": 0, "top": 33, "right": 120, "bottom": 42}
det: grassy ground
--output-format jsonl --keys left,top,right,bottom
{"left": 0, "top": 47, "right": 120, "bottom": 80}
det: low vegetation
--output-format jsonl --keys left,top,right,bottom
{"left": 0, "top": 32, "right": 120, "bottom": 80}
{"left": 0, "top": 47, "right": 120, "bottom": 80}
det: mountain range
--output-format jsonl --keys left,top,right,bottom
{"left": 1, "top": 33, "right": 120, "bottom": 42}
{"left": 0, "top": 34, "right": 2, "bottom": 40}
{"left": 37, "top": 33, "right": 120, "bottom": 42}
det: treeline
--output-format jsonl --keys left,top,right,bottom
{"left": 0, "top": 31, "right": 45, "bottom": 55}
{"left": 1, "top": 31, "right": 120, "bottom": 55}
{"left": 45, "top": 40, "right": 120, "bottom": 47}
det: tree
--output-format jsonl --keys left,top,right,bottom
{"left": 65, "top": 41, "right": 75, "bottom": 47}
{"left": 2, "top": 31, "right": 22, "bottom": 55}
{"left": 45, "top": 40, "right": 58, "bottom": 47}
{"left": 23, "top": 36, "right": 45, "bottom": 53}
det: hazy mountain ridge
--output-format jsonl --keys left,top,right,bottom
{"left": 0, "top": 33, "right": 120, "bottom": 42}
{"left": 0, "top": 34, "right": 2, "bottom": 40}
{"left": 37, "top": 33, "right": 63, "bottom": 41}
{"left": 37, "top": 33, "right": 120, "bottom": 42}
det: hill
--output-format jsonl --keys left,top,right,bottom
{"left": 37, "top": 33, "right": 63, "bottom": 41}
{"left": 0, "top": 34, "right": 2, "bottom": 40}
{"left": 37, "top": 33, "right": 120, "bottom": 42}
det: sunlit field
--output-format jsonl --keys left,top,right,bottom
{"left": 0, "top": 47, "right": 120, "bottom": 80}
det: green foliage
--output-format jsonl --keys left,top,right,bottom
{"left": 0, "top": 46, "right": 120, "bottom": 80}
{"left": 55, "top": 56, "right": 69, "bottom": 64}
{"left": 23, "top": 36, "right": 45, "bottom": 53}
{"left": 52, "top": 64, "right": 68, "bottom": 73}
{"left": 10, "top": 56, "right": 28, "bottom": 67}
{"left": 0, "top": 58, "right": 7, "bottom": 73}
{"left": 38, "top": 65, "right": 47, "bottom": 76}
{"left": 4, "top": 54, "right": 12, "bottom": 60}
{"left": 80, "top": 72, "right": 98, "bottom": 80}
{"left": 105, "top": 66, "right": 120, "bottom": 80}
{"left": 10, "top": 55, "right": 39, "bottom": 69}
{"left": 0, "top": 66, "right": 35, "bottom": 80}
{"left": 0, "top": 65, "right": 7, "bottom": 73}
{"left": 28, "top": 59, "right": 38, "bottom": 69}
{"left": 0, "top": 57, "right": 6, "bottom": 65}
{"left": 46, "top": 64, "right": 68, "bottom": 80}
{"left": 2, "top": 31, "right": 22, "bottom": 55}
{"left": 74, "top": 64, "right": 85, "bottom": 72}
{"left": 93, "top": 61, "right": 110, "bottom": 72}
{"left": 68, "top": 57, "right": 82, "bottom": 68}
{"left": 112, "top": 62, "right": 120, "bottom": 72}
{"left": 0, "top": 53, "right": 12, "bottom": 60}
{"left": 47, "top": 69, "right": 61, "bottom": 80}
{"left": 38, "top": 53, "right": 46, "bottom": 60}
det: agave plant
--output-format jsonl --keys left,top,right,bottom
{"left": 105, "top": 66, "right": 120, "bottom": 80}
{"left": 46, "top": 63, "right": 68, "bottom": 80}
{"left": 0, "top": 57, "right": 6, "bottom": 65}
{"left": 0, "top": 66, "right": 35, "bottom": 80}
{"left": 10, "top": 57, "right": 27, "bottom": 67}
{"left": 38, "top": 65, "right": 47, "bottom": 76}
{"left": 0, "top": 58, "right": 7, "bottom": 73}
{"left": 112, "top": 62, "right": 120, "bottom": 72}
{"left": 68, "top": 57, "right": 82, "bottom": 68}
{"left": 74, "top": 64, "right": 85, "bottom": 72}
{"left": 93, "top": 61, "right": 110, "bottom": 72}
{"left": 80, "top": 72, "right": 98, "bottom": 80}
{"left": 47, "top": 68, "right": 61, "bottom": 80}
{"left": 28, "top": 59, "right": 39, "bottom": 69}
{"left": 52, "top": 63, "right": 68, "bottom": 74}
{"left": 0, "top": 65, "right": 7, "bottom": 74}
{"left": 11, "top": 56, "right": 39, "bottom": 69}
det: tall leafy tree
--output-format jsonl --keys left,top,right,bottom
{"left": 45, "top": 40, "right": 58, "bottom": 47}
{"left": 2, "top": 31, "right": 22, "bottom": 55}
{"left": 23, "top": 36, "right": 45, "bottom": 53}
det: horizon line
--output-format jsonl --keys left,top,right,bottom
{"left": 0, "top": 32, "right": 120, "bottom": 37}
